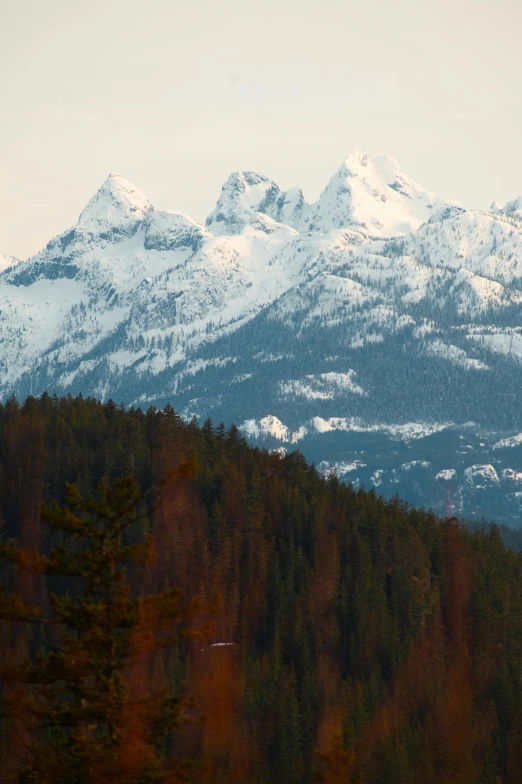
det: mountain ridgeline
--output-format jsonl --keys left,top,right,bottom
{"left": 2, "top": 394, "right": 522, "bottom": 782}
{"left": 2, "top": 151, "right": 522, "bottom": 522}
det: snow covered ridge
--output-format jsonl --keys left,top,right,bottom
{"left": 425, "top": 340, "right": 489, "bottom": 371}
{"left": 493, "top": 433, "right": 522, "bottom": 450}
{"left": 278, "top": 371, "right": 365, "bottom": 400}
{"left": 239, "top": 416, "right": 452, "bottom": 443}
{"left": 204, "top": 149, "right": 458, "bottom": 239}
{"left": 0, "top": 254, "right": 21, "bottom": 272}
{"left": 2, "top": 147, "right": 522, "bottom": 442}
{"left": 319, "top": 460, "right": 366, "bottom": 478}
{"left": 308, "top": 418, "right": 452, "bottom": 440}
{"left": 464, "top": 464, "right": 500, "bottom": 486}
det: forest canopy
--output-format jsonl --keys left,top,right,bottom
{"left": 1, "top": 394, "right": 522, "bottom": 783}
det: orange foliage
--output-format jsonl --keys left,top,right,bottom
{"left": 195, "top": 645, "right": 249, "bottom": 784}
{"left": 315, "top": 707, "right": 355, "bottom": 783}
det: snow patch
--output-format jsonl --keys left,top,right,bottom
{"left": 463, "top": 464, "right": 500, "bottom": 486}
{"left": 371, "top": 469, "right": 385, "bottom": 487}
{"left": 279, "top": 371, "right": 365, "bottom": 400}
{"left": 239, "top": 415, "right": 289, "bottom": 441}
{"left": 401, "top": 460, "right": 431, "bottom": 472}
{"left": 493, "top": 432, "right": 522, "bottom": 450}
{"left": 426, "top": 339, "right": 489, "bottom": 371}
{"left": 309, "top": 417, "right": 450, "bottom": 441}
{"left": 436, "top": 469, "right": 457, "bottom": 481}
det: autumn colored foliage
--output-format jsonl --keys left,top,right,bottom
{"left": 1, "top": 393, "right": 522, "bottom": 783}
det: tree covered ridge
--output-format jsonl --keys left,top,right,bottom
{"left": 1, "top": 393, "right": 522, "bottom": 783}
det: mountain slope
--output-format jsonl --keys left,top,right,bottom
{"left": 2, "top": 150, "right": 522, "bottom": 523}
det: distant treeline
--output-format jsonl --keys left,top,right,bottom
{"left": 465, "top": 516, "right": 522, "bottom": 554}
{"left": 1, "top": 393, "right": 522, "bottom": 783}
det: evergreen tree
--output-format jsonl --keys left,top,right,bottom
{"left": 0, "top": 467, "right": 214, "bottom": 784}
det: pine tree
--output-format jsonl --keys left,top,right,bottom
{"left": 0, "top": 466, "right": 214, "bottom": 784}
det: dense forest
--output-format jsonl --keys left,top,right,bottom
{"left": 2, "top": 394, "right": 522, "bottom": 783}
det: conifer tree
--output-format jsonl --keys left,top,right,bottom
{"left": 0, "top": 464, "right": 214, "bottom": 784}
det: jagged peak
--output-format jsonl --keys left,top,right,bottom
{"left": 305, "top": 149, "right": 458, "bottom": 236}
{"left": 77, "top": 172, "right": 154, "bottom": 234}
{"left": 206, "top": 149, "right": 458, "bottom": 238}
{"left": 330, "top": 149, "right": 410, "bottom": 188}
{"left": 334, "top": 149, "right": 401, "bottom": 178}
{"left": 206, "top": 168, "right": 301, "bottom": 236}
{"left": 225, "top": 170, "right": 271, "bottom": 186}
{"left": 500, "top": 196, "right": 522, "bottom": 216}
{"left": 343, "top": 147, "right": 369, "bottom": 169}
{"left": 218, "top": 170, "right": 278, "bottom": 205}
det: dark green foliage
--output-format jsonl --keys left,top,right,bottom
{"left": 2, "top": 395, "right": 522, "bottom": 782}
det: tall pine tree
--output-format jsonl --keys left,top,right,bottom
{"left": 0, "top": 464, "right": 214, "bottom": 784}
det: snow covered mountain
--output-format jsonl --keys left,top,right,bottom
{"left": 3, "top": 151, "right": 522, "bottom": 524}
{"left": 301, "top": 148, "right": 459, "bottom": 236}
{"left": 205, "top": 149, "right": 456, "bottom": 238}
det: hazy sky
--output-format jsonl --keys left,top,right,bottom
{"left": 2, "top": 0, "right": 522, "bottom": 259}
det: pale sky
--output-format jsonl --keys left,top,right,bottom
{"left": 1, "top": 0, "right": 522, "bottom": 260}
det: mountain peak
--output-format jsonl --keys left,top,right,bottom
{"left": 77, "top": 173, "right": 154, "bottom": 235}
{"left": 206, "top": 169, "right": 301, "bottom": 236}
{"left": 205, "top": 150, "right": 457, "bottom": 238}
{"left": 304, "top": 150, "right": 457, "bottom": 236}
{"left": 500, "top": 196, "right": 522, "bottom": 218}
{"left": 343, "top": 148, "right": 369, "bottom": 169}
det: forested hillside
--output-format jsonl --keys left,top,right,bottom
{"left": 2, "top": 394, "right": 522, "bottom": 783}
